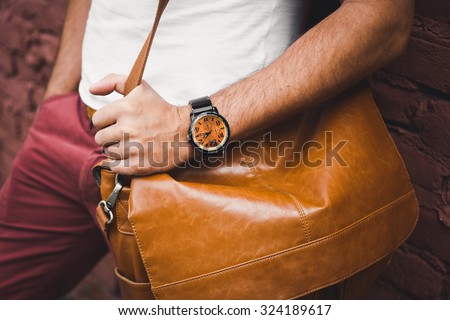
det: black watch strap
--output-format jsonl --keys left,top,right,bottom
{"left": 189, "top": 96, "right": 215, "bottom": 117}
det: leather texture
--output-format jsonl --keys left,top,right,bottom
{"left": 85, "top": 105, "right": 96, "bottom": 121}
{"left": 123, "top": 0, "right": 169, "bottom": 96}
{"left": 94, "top": 0, "right": 419, "bottom": 299}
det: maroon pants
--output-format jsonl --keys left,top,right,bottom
{"left": 0, "top": 93, "right": 107, "bottom": 299}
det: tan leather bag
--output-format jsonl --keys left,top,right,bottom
{"left": 94, "top": 0, "right": 419, "bottom": 300}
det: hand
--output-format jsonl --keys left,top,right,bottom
{"left": 89, "top": 74, "right": 193, "bottom": 175}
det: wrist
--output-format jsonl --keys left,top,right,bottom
{"left": 185, "top": 96, "right": 231, "bottom": 155}
{"left": 176, "top": 104, "right": 192, "bottom": 142}
{"left": 174, "top": 104, "right": 196, "bottom": 163}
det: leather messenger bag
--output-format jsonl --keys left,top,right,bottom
{"left": 94, "top": 0, "right": 419, "bottom": 299}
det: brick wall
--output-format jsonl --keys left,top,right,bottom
{"left": 0, "top": 0, "right": 66, "bottom": 183}
{"left": 366, "top": 0, "right": 450, "bottom": 299}
{"left": 0, "top": 0, "right": 449, "bottom": 299}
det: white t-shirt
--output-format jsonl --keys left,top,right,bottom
{"left": 79, "top": 0, "right": 311, "bottom": 110}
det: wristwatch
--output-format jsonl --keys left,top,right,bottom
{"left": 187, "top": 96, "right": 230, "bottom": 155}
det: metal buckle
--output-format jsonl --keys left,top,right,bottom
{"left": 98, "top": 174, "right": 123, "bottom": 225}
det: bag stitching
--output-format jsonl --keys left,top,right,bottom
{"left": 116, "top": 200, "right": 134, "bottom": 235}
{"left": 288, "top": 190, "right": 420, "bottom": 300}
{"left": 129, "top": 216, "right": 159, "bottom": 299}
{"left": 115, "top": 268, "right": 151, "bottom": 287}
{"left": 370, "top": 92, "right": 414, "bottom": 189}
{"left": 245, "top": 159, "right": 312, "bottom": 242}
{"left": 368, "top": 90, "right": 420, "bottom": 213}
{"left": 105, "top": 87, "right": 420, "bottom": 299}
{"left": 285, "top": 193, "right": 312, "bottom": 242}
{"left": 152, "top": 190, "right": 415, "bottom": 291}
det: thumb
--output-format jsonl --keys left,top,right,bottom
{"left": 89, "top": 73, "right": 128, "bottom": 96}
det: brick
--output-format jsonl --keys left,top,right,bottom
{"left": 419, "top": 250, "right": 447, "bottom": 274}
{"left": 362, "top": 280, "right": 410, "bottom": 300}
{"left": 410, "top": 210, "right": 450, "bottom": 263}
{"left": 32, "top": 2, "right": 66, "bottom": 31}
{"left": 391, "top": 136, "right": 450, "bottom": 230}
{"left": 386, "top": 37, "right": 450, "bottom": 94}
{"left": 0, "top": 46, "right": 12, "bottom": 74}
{"left": 10, "top": 0, "right": 49, "bottom": 19}
{"left": 420, "top": 101, "right": 450, "bottom": 158}
{"left": 415, "top": 0, "right": 450, "bottom": 23}
{"left": 24, "top": 33, "right": 59, "bottom": 74}
{"left": 392, "top": 137, "right": 443, "bottom": 192}
{"left": 412, "top": 16, "right": 450, "bottom": 46}
{"left": 0, "top": 19, "right": 24, "bottom": 49}
{"left": 371, "top": 75, "right": 423, "bottom": 129}
{"left": 37, "top": 33, "right": 59, "bottom": 63}
{"left": 10, "top": 0, "right": 66, "bottom": 32}
{"left": 438, "top": 176, "right": 450, "bottom": 227}
{"left": 0, "top": 76, "right": 32, "bottom": 108}
{"left": 373, "top": 71, "right": 420, "bottom": 91}
{"left": 29, "top": 85, "right": 45, "bottom": 111}
{"left": 381, "top": 246, "right": 445, "bottom": 299}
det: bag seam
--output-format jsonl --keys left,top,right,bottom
{"left": 152, "top": 190, "right": 415, "bottom": 292}
{"left": 116, "top": 200, "right": 134, "bottom": 235}
{"left": 129, "top": 215, "right": 159, "bottom": 299}
{"left": 288, "top": 190, "right": 419, "bottom": 299}
{"left": 245, "top": 159, "right": 312, "bottom": 242}
{"left": 368, "top": 90, "right": 418, "bottom": 202}
{"left": 115, "top": 268, "right": 151, "bottom": 287}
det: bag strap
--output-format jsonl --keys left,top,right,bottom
{"left": 95, "top": 0, "right": 169, "bottom": 228}
{"left": 124, "top": 0, "right": 170, "bottom": 96}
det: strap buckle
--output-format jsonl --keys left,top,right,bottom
{"left": 98, "top": 174, "right": 123, "bottom": 226}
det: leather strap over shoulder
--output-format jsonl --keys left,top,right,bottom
{"left": 124, "top": 0, "right": 170, "bottom": 96}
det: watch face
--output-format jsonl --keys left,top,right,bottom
{"left": 190, "top": 113, "right": 230, "bottom": 153}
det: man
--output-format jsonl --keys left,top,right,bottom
{"left": 0, "top": 0, "right": 413, "bottom": 299}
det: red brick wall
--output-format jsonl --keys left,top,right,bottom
{"left": 366, "top": 0, "right": 450, "bottom": 299}
{"left": 0, "top": 0, "right": 67, "bottom": 182}
{"left": 0, "top": 0, "right": 449, "bottom": 299}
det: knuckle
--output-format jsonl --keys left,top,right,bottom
{"left": 128, "top": 147, "right": 140, "bottom": 156}
{"left": 107, "top": 146, "right": 121, "bottom": 159}
{"left": 115, "top": 101, "right": 126, "bottom": 114}
{"left": 128, "top": 129, "right": 139, "bottom": 139}
{"left": 121, "top": 126, "right": 138, "bottom": 138}
{"left": 120, "top": 101, "right": 133, "bottom": 113}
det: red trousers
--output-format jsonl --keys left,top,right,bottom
{"left": 0, "top": 93, "right": 107, "bottom": 299}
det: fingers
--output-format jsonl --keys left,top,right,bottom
{"left": 94, "top": 123, "right": 123, "bottom": 147}
{"left": 89, "top": 74, "right": 128, "bottom": 96}
{"left": 106, "top": 160, "right": 137, "bottom": 176}
{"left": 91, "top": 100, "right": 122, "bottom": 129}
{"left": 101, "top": 159, "right": 152, "bottom": 176}
{"left": 102, "top": 142, "right": 132, "bottom": 161}
{"left": 102, "top": 142, "right": 122, "bottom": 159}
{"left": 102, "top": 140, "right": 142, "bottom": 161}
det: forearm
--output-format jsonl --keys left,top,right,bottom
{"left": 211, "top": 0, "right": 414, "bottom": 140}
{"left": 43, "top": 0, "right": 91, "bottom": 100}
{"left": 89, "top": 0, "right": 414, "bottom": 176}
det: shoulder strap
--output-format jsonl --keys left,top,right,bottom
{"left": 124, "top": 0, "right": 170, "bottom": 96}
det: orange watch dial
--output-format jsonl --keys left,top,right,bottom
{"left": 192, "top": 114, "right": 229, "bottom": 152}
